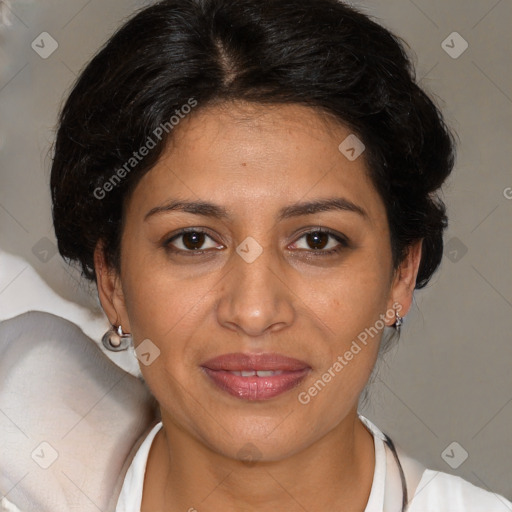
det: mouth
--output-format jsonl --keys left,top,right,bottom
{"left": 200, "top": 352, "right": 311, "bottom": 401}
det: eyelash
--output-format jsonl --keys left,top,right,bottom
{"left": 163, "top": 227, "right": 349, "bottom": 257}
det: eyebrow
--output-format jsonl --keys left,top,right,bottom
{"left": 144, "top": 197, "right": 368, "bottom": 222}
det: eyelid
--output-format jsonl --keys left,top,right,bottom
{"left": 291, "top": 226, "right": 349, "bottom": 243}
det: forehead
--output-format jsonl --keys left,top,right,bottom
{"left": 125, "top": 102, "right": 386, "bottom": 224}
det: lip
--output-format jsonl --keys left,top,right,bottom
{"left": 200, "top": 352, "right": 311, "bottom": 401}
{"left": 201, "top": 352, "right": 311, "bottom": 372}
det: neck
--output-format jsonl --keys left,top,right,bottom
{"left": 142, "top": 407, "right": 375, "bottom": 512}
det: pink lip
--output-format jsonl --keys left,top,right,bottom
{"left": 200, "top": 352, "right": 311, "bottom": 401}
{"left": 201, "top": 352, "right": 310, "bottom": 372}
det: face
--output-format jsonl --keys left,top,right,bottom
{"left": 96, "top": 101, "right": 420, "bottom": 461}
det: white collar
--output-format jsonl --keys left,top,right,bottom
{"left": 116, "top": 414, "right": 411, "bottom": 512}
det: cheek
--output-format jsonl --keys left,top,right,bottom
{"left": 120, "top": 266, "right": 208, "bottom": 408}
{"left": 119, "top": 255, "right": 218, "bottom": 398}
{"left": 294, "top": 270, "right": 389, "bottom": 426}
{"left": 119, "top": 237, "right": 201, "bottom": 337}
{"left": 123, "top": 273, "right": 208, "bottom": 346}
{"left": 300, "top": 255, "right": 392, "bottom": 339}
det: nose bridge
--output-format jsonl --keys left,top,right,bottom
{"left": 216, "top": 239, "right": 294, "bottom": 336}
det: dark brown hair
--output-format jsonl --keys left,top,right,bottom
{"left": 51, "top": 0, "right": 456, "bottom": 287}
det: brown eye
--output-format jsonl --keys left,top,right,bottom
{"left": 182, "top": 231, "right": 206, "bottom": 250}
{"left": 290, "top": 228, "right": 349, "bottom": 255}
{"left": 305, "top": 231, "right": 330, "bottom": 250}
{"left": 164, "top": 229, "right": 223, "bottom": 254}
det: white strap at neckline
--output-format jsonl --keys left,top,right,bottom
{"left": 382, "top": 435, "right": 427, "bottom": 511}
{"left": 359, "top": 415, "right": 426, "bottom": 512}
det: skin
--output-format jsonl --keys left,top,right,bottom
{"left": 95, "top": 101, "right": 422, "bottom": 511}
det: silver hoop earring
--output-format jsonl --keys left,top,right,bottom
{"left": 102, "top": 325, "right": 132, "bottom": 352}
{"left": 395, "top": 311, "right": 403, "bottom": 331}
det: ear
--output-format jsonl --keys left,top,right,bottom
{"left": 385, "top": 239, "right": 423, "bottom": 325}
{"left": 94, "top": 241, "right": 131, "bottom": 333}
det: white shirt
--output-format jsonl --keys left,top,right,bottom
{"left": 116, "top": 416, "right": 512, "bottom": 512}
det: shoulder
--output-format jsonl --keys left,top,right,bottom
{"left": 0, "top": 310, "right": 103, "bottom": 362}
{"left": 0, "top": 311, "right": 159, "bottom": 512}
{"left": 408, "top": 468, "right": 512, "bottom": 511}
{"left": 358, "top": 416, "right": 511, "bottom": 511}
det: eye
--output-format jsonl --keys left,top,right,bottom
{"left": 164, "top": 229, "right": 223, "bottom": 253}
{"left": 290, "top": 228, "right": 349, "bottom": 255}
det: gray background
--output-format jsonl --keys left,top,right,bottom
{"left": 0, "top": 0, "right": 511, "bottom": 504}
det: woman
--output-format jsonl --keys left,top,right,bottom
{"left": 48, "top": 0, "right": 511, "bottom": 510}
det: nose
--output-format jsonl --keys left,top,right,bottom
{"left": 215, "top": 245, "right": 295, "bottom": 338}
